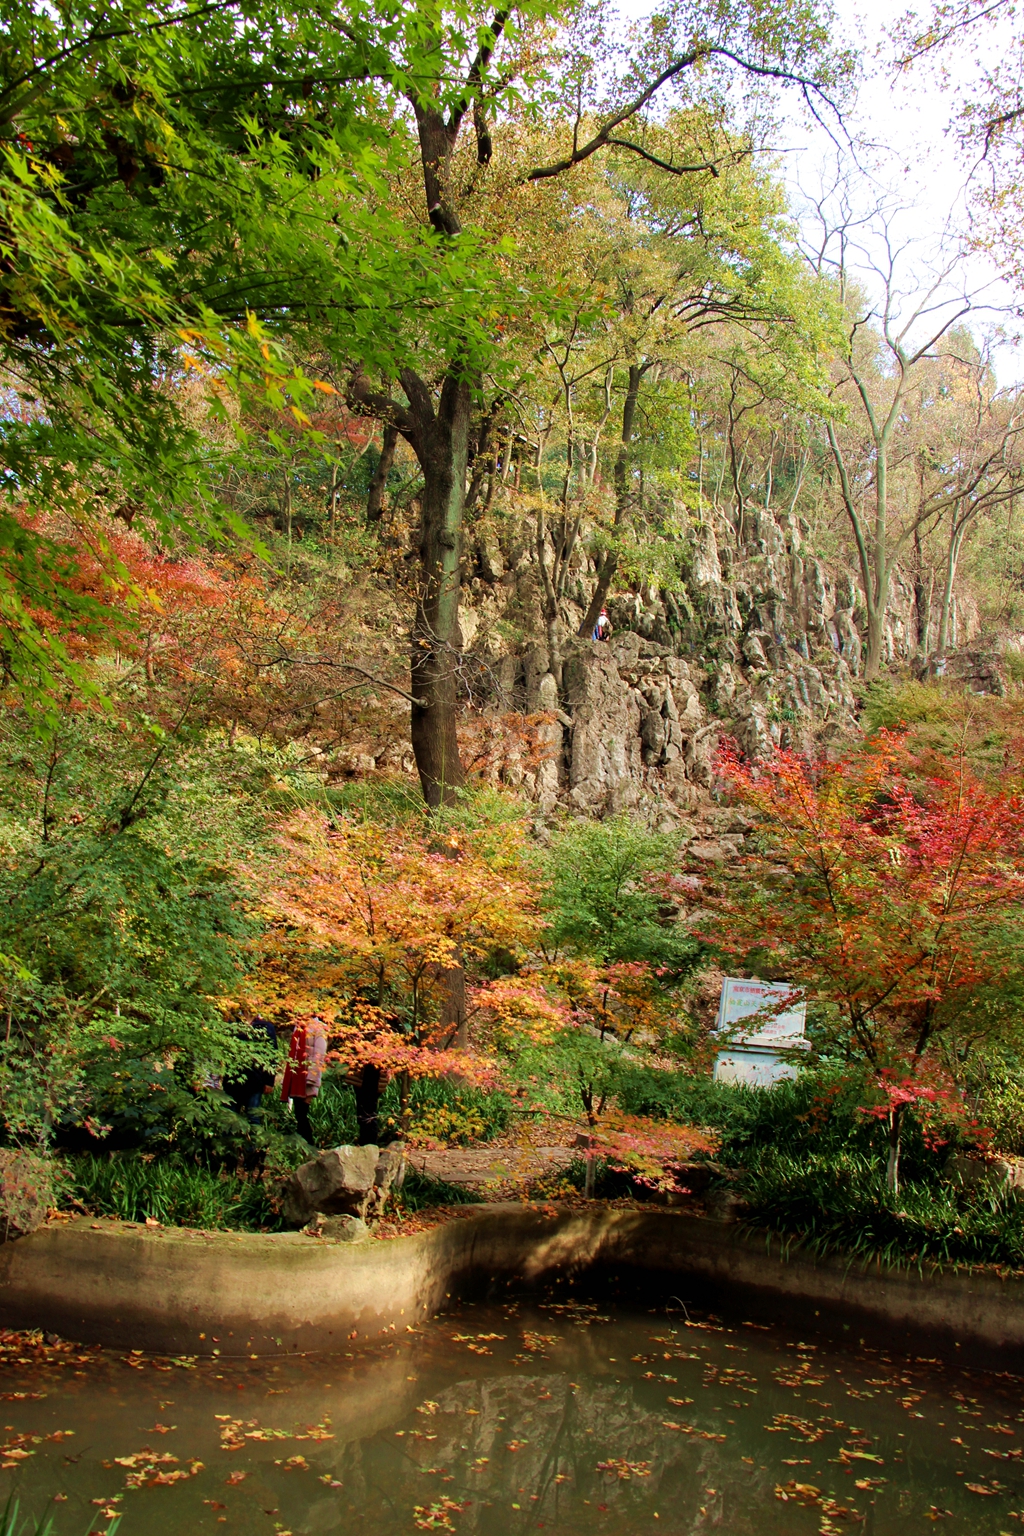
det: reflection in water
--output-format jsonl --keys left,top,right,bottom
{"left": 0, "top": 1295, "right": 1022, "bottom": 1534}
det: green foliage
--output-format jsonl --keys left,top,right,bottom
{"left": 68, "top": 1152, "right": 283, "bottom": 1231}
{"left": 512, "top": 1029, "right": 633, "bottom": 1123}
{"left": 962, "top": 1061, "right": 1024, "bottom": 1157}
{"left": 0, "top": 712, "right": 286, "bottom": 1148}
{"left": 0, "top": 1496, "right": 86, "bottom": 1536}
{"left": 393, "top": 1171, "right": 483, "bottom": 1211}
{"left": 309, "top": 1073, "right": 513, "bottom": 1148}
{"left": 538, "top": 813, "right": 700, "bottom": 973}
{"left": 741, "top": 1148, "right": 1024, "bottom": 1271}
{"left": 613, "top": 1063, "right": 763, "bottom": 1131}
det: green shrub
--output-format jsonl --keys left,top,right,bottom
{"left": 68, "top": 1153, "right": 284, "bottom": 1232}
{"left": 309, "top": 1073, "right": 513, "bottom": 1148}
{"left": 741, "top": 1147, "right": 1024, "bottom": 1270}
{"left": 968, "top": 1068, "right": 1024, "bottom": 1156}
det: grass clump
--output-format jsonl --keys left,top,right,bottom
{"left": 310, "top": 1073, "right": 513, "bottom": 1148}
{"left": 69, "top": 1153, "right": 283, "bottom": 1232}
{"left": 741, "top": 1148, "right": 1024, "bottom": 1271}
{"left": 393, "top": 1171, "right": 483, "bottom": 1211}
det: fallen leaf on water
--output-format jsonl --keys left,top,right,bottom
{"left": 225, "top": 1470, "right": 247, "bottom": 1484}
{"left": 412, "top": 1496, "right": 469, "bottom": 1531}
{"left": 775, "top": 1482, "right": 821, "bottom": 1505}
{"left": 596, "top": 1460, "right": 651, "bottom": 1481}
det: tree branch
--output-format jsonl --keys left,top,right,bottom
{"left": 526, "top": 46, "right": 838, "bottom": 182}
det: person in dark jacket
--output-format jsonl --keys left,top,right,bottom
{"left": 224, "top": 1017, "right": 277, "bottom": 1121}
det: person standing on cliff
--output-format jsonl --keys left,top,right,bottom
{"left": 281, "top": 1016, "right": 328, "bottom": 1143}
{"left": 593, "top": 609, "right": 611, "bottom": 642}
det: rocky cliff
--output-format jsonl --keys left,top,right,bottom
{"left": 334, "top": 499, "right": 1008, "bottom": 824}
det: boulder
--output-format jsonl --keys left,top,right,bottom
{"left": 704, "top": 1187, "right": 750, "bottom": 1223}
{"left": 947, "top": 1153, "right": 1024, "bottom": 1196}
{"left": 0, "top": 1150, "right": 53, "bottom": 1240}
{"left": 281, "top": 1143, "right": 407, "bottom": 1227}
{"left": 374, "top": 1143, "right": 407, "bottom": 1205}
{"left": 302, "top": 1213, "right": 370, "bottom": 1243}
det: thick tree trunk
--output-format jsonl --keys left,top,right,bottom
{"left": 354, "top": 1064, "right": 382, "bottom": 1146}
{"left": 410, "top": 375, "right": 470, "bottom": 808}
{"left": 366, "top": 424, "right": 398, "bottom": 523}
{"left": 439, "top": 962, "right": 467, "bottom": 1049}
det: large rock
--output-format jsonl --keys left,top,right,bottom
{"left": 563, "top": 644, "right": 642, "bottom": 814}
{"left": 0, "top": 1150, "right": 53, "bottom": 1241}
{"left": 281, "top": 1143, "right": 406, "bottom": 1228}
{"left": 301, "top": 1213, "right": 370, "bottom": 1243}
{"left": 948, "top": 1153, "right": 1024, "bottom": 1196}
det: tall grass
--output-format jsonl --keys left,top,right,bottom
{"left": 69, "top": 1154, "right": 283, "bottom": 1231}
{"left": 0, "top": 1497, "right": 99, "bottom": 1536}
{"left": 741, "top": 1148, "right": 1024, "bottom": 1271}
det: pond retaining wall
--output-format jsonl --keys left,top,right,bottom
{"left": 0, "top": 1205, "right": 1019, "bottom": 1363}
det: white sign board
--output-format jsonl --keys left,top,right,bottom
{"left": 713, "top": 1050, "right": 801, "bottom": 1088}
{"left": 715, "top": 977, "right": 807, "bottom": 1049}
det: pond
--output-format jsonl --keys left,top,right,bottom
{"left": 1, "top": 1292, "right": 1022, "bottom": 1536}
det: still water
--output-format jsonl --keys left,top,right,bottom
{"left": 1, "top": 1294, "right": 1022, "bottom": 1535}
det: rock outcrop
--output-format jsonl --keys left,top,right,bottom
{"left": 280, "top": 1144, "right": 406, "bottom": 1228}
{"left": 318, "top": 494, "right": 1016, "bottom": 820}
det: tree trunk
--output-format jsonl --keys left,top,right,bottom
{"left": 410, "top": 375, "right": 471, "bottom": 808}
{"left": 885, "top": 1106, "right": 903, "bottom": 1193}
{"left": 580, "top": 365, "right": 642, "bottom": 638}
{"left": 937, "top": 521, "right": 965, "bottom": 657}
{"left": 863, "top": 602, "right": 886, "bottom": 681}
{"left": 354, "top": 1064, "right": 382, "bottom": 1146}
{"left": 366, "top": 424, "right": 398, "bottom": 523}
{"left": 440, "top": 961, "right": 467, "bottom": 1049}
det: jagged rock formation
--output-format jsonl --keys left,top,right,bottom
{"left": 462, "top": 505, "right": 876, "bottom": 816}
{"left": 330, "top": 499, "right": 1009, "bottom": 819}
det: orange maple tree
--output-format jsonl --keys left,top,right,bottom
{"left": 690, "top": 732, "right": 1024, "bottom": 1187}
{"left": 248, "top": 810, "right": 546, "bottom": 1137}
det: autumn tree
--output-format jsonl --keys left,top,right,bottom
{"left": 799, "top": 184, "right": 1024, "bottom": 677}
{"left": 0, "top": 0, "right": 418, "bottom": 709}
{"left": 694, "top": 733, "right": 1024, "bottom": 1189}
{"left": 250, "top": 810, "right": 542, "bottom": 1141}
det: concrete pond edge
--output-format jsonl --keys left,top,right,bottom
{"left": 0, "top": 1204, "right": 1020, "bottom": 1365}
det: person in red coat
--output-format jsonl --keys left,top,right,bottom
{"left": 281, "top": 1016, "right": 328, "bottom": 1143}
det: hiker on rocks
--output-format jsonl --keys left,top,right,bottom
{"left": 281, "top": 1016, "right": 328, "bottom": 1143}
{"left": 592, "top": 608, "right": 611, "bottom": 642}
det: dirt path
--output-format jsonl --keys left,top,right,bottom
{"left": 406, "top": 1145, "right": 576, "bottom": 1195}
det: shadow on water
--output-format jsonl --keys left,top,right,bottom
{"left": 0, "top": 1281, "right": 1022, "bottom": 1535}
